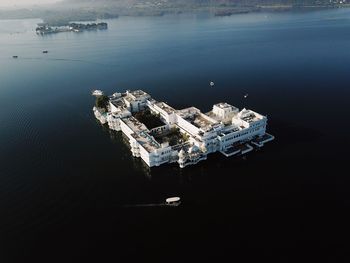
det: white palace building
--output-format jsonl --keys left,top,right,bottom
{"left": 93, "top": 90, "right": 274, "bottom": 168}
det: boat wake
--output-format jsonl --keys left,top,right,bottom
{"left": 123, "top": 203, "right": 168, "bottom": 208}
{"left": 7, "top": 56, "right": 117, "bottom": 67}
{"left": 123, "top": 197, "right": 181, "bottom": 208}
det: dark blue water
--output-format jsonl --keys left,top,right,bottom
{"left": 1, "top": 9, "right": 350, "bottom": 262}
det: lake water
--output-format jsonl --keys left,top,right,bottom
{"left": 1, "top": 9, "right": 350, "bottom": 261}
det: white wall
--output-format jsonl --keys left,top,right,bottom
{"left": 109, "top": 102, "right": 119, "bottom": 113}
{"left": 176, "top": 115, "right": 200, "bottom": 137}
{"left": 219, "top": 121, "right": 267, "bottom": 150}
{"left": 139, "top": 146, "right": 151, "bottom": 166}
{"left": 148, "top": 103, "right": 177, "bottom": 125}
{"left": 119, "top": 120, "right": 135, "bottom": 141}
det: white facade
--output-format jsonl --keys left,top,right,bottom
{"left": 148, "top": 101, "right": 177, "bottom": 125}
{"left": 212, "top": 103, "right": 239, "bottom": 124}
{"left": 93, "top": 107, "right": 107, "bottom": 124}
{"left": 93, "top": 90, "right": 274, "bottom": 168}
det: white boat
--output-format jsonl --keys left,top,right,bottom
{"left": 165, "top": 197, "right": 181, "bottom": 206}
{"left": 210, "top": 81, "right": 215, "bottom": 87}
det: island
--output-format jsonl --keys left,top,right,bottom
{"left": 36, "top": 22, "right": 108, "bottom": 35}
{"left": 92, "top": 90, "right": 274, "bottom": 168}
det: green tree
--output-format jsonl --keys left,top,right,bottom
{"left": 95, "top": 95, "right": 109, "bottom": 110}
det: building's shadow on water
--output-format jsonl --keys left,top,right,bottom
{"left": 95, "top": 114, "right": 334, "bottom": 211}
{"left": 269, "top": 119, "right": 324, "bottom": 145}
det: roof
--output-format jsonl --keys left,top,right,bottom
{"left": 131, "top": 131, "right": 161, "bottom": 153}
{"left": 130, "top": 90, "right": 150, "bottom": 99}
{"left": 238, "top": 109, "right": 263, "bottom": 123}
{"left": 188, "top": 145, "right": 200, "bottom": 153}
{"left": 155, "top": 102, "right": 176, "bottom": 114}
{"left": 214, "top": 102, "right": 236, "bottom": 109}
{"left": 123, "top": 117, "right": 149, "bottom": 133}
{"left": 110, "top": 98, "right": 127, "bottom": 109}
{"left": 184, "top": 112, "right": 218, "bottom": 131}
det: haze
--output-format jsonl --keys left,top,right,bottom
{"left": 0, "top": 0, "right": 61, "bottom": 7}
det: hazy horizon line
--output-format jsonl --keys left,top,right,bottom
{"left": 0, "top": 0, "right": 62, "bottom": 8}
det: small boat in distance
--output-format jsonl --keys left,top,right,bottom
{"left": 43, "top": 50, "right": 48, "bottom": 54}
{"left": 12, "top": 56, "right": 18, "bottom": 59}
{"left": 165, "top": 197, "right": 181, "bottom": 206}
{"left": 244, "top": 94, "right": 249, "bottom": 98}
{"left": 210, "top": 81, "right": 215, "bottom": 87}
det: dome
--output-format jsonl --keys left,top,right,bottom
{"left": 188, "top": 145, "right": 199, "bottom": 154}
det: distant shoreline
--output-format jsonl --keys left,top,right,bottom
{"left": 0, "top": 4, "right": 349, "bottom": 26}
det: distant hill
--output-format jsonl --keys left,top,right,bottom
{"left": 0, "top": 0, "right": 349, "bottom": 26}
{"left": 56, "top": 0, "right": 350, "bottom": 17}
{"left": 60, "top": 0, "right": 342, "bottom": 5}
{"left": 56, "top": 0, "right": 349, "bottom": 13}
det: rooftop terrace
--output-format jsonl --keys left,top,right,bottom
{"left": 155, "top": 102, "right": 176, "bottom": 114}
{"left": 110, "top": 98, "right": 127, "bottom": 109}
{"left": 206, "top": 111, "right": 224, "bottom": 122}
{"left": 123, "top": 117, "right": 149, "bottom": 133}
{"left": 177, "top": 107, "right": 200, "bottom": 118}
{"left": 131, "top": 131, "right": 161, "bottom": 153}
{"left": 184, "top": 113, "right": 206, "bottom": 127}
{"left": 129, "top": 90, "right": 150, "bottom": 99}
{"left": 240, "top": 112, "right": 261, "bottom": 123}
{"left": 214, "top": 102, "right": 238, "bottom": 110}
